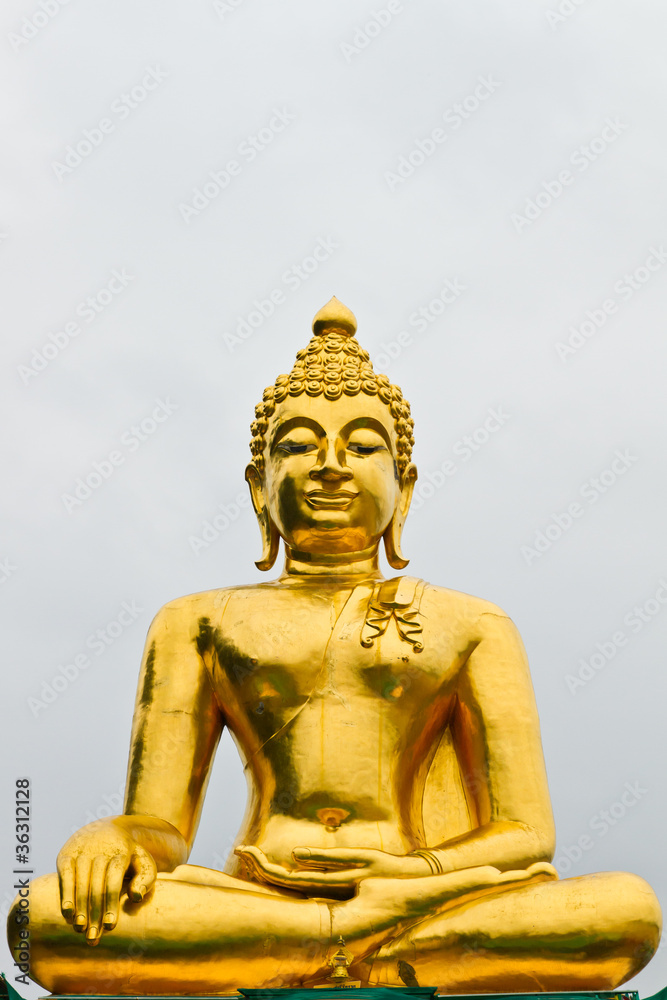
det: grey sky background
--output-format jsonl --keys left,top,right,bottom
{"left": 2, "top": 0, "right": 667, "bottom": 994}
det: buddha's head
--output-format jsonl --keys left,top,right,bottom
{"left": 245, "top": 297, "right": 418, "bottom": 571}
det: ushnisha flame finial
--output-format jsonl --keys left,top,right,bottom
{"left": 312, "top": 296, "right": 357, "bottom": 337}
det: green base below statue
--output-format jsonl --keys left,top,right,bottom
{"left": 32, "top": 992, "right": 649, "bottom": 1000}
{"left": 5, "top": 978, "right": 667, "bottom": 1000}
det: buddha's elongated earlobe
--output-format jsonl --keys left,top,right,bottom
{"left": 383, "top": 464, "right": 417, "bottom": 570}
{"left": 245, "top": 465, "right": 280, "bottom": 571}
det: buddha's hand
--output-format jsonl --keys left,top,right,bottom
{"left": 235, "top": 846, "right": 436, "bottom": 899}
{"left": 237, "top": 846, "right": 557, "bottom": 908}
{"left": 57, "top": 819, "right": 157, "bottom": 945}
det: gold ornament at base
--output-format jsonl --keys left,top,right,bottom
{"left": 313, "top": 937, "right": 361, "bottom": 989}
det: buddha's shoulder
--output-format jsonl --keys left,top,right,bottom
{"left": 148, "top": 582, "right": 285, "bottom": 623}
{"left": 419, "top": 580, "right": 513, "bottom": 631}
{"left": 149, "top": 579, "right": 515, "bottom": 634}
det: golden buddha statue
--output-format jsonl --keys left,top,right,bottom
{"left": 9, "top": 297, "right": 661, "bottom": 994}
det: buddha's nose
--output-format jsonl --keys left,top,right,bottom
{"left": 310, "top": 444, "right": 352, "bottom": 481}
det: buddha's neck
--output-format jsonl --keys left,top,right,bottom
{"left": 282, "top": 543, "right": 383, "bottom": 581}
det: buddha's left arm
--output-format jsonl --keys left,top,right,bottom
{"left": 429, "top": 609, "right": 556, "bottom": 874}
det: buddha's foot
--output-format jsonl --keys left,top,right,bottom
{"left": 354, "top": 870, "right": 662, "bottom": 992}
{"left": 330, "top": 862, "right": 557, "bottom": 959}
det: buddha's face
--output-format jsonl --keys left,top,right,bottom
{"left": 254, "top": 394, "right": 408, "bottom": 555}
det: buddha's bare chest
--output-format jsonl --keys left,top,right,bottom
{"left": 197, "top": 584, "right": 462, "bottom": 749}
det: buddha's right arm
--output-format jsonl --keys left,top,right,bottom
{"left": 123, "top": 595, "right": 224, "bottom": 848}
{"left": 56, "top": 595, "right": 224, "bottom": 942}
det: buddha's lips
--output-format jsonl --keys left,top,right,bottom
{"left": 304, "top": 489, "right": 358, "bottom": 510}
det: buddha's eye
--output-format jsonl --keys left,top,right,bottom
{"left": 277, "top": 441, "right": 316, "bottom": 455}
{"left": 348, "top": 443, "right": 384, "bottom": 456}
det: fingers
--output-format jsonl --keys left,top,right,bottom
{"left": 237, "top": 847, "right": 356, "bottom": 889}
{"left": 55, "top": 830, "right": 156, "bottom": 941}
{"left": 127, "top": 846, "right": 157, "bottom": 902}
{"left": 239, "top": 846, "right": 298, "bottom": 884}
{"left": 497, "top": 868, "right": 532, "bottom": 884}
{"left": 86, "top": 856, "right": 108, "bottom": 945}
{"left": 236, "top": 846, "right": 285, "bottom": 885}
{"left": 73, "top": 858, "right": 91, "bottom": 933}
{"left": 103, "top": 855, "right": 128, "bottom": 930}
{"left": 74, "top": 857, "right": 91, "bottom": 933}
{"left": 495, "top": 863, "right": 558, "bottom": 888}
{"left": 292, "top": 847, "right": 370, "bottom": 869}
{"left": 239, "top": 845, "right": 301, "bottom": 884}
{"left": 526, "top": 861, "right": 559, "bottom": 880}
{"left": 60, "top": 847, "right": 150, "bottom": 942}
{"left": 57, "top": 854, "right": 75, "bottom": 922}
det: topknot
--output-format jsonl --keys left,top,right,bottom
{"left": 311, "top": 296, "right": 358, "bottom": 337}
{"left": 250, "top": 297, "right": 415, "bottom": 477}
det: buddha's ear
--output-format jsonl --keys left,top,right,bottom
{"left": 383, "top": 463, "right": 417, "bottom": 570}
{"left": 245, "top": 464, "right": 280, "bottom": 572}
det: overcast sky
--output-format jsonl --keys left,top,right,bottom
{"left": 2, "top": 0, "right": 667, "bottom": 995}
